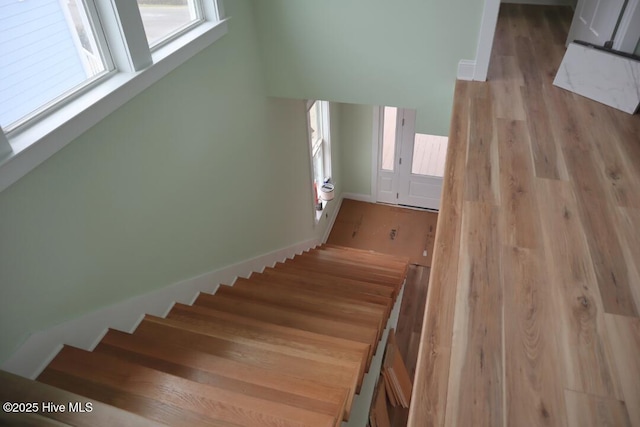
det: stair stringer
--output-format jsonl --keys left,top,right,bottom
{"left": 341, "top": 281, "right": 405, "bottom": 427}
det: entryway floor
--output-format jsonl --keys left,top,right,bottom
{"left": 326, "top": 199, "right": 438, "bottom": 267}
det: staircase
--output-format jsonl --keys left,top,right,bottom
{"left": 1, "top": 245, "right": 409, "bottom": 427}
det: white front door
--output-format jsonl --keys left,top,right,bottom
{"left": 567, "top": 0, "right": 626, "bottom": 46}
{"left": 376, "top": 107, "right": 444, "bottom": 210}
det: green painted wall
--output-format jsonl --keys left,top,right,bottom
{"left": 339, "top": 103, "right": 374, "bottom": 196}
{"left": 0, "top": 0, "right": 343, "bottom": 363}
{"left": 252, "top": 0, "right": 484, "bottom": 136}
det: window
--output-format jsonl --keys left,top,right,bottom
{"left": 137, "top": 0, "right": 203, "bottom": 48}
{"left": 0, "top": 0, "right": 111, "bottom": 132}
{"left": 306, "top": 100, "right": 331, "bottom": 220}
{"left": 0, "top": 0, "right": 226, "bottom": 193}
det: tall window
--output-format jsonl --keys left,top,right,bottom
{"left": 307, "top": 100, "right": 331, "bottom": 216}
{"left": 0, "top": 0, "right": 111, "bottom": 131}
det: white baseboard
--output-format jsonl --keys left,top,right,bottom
{"left": 322, "top": 194, "right": 344, "bottom": 243}
{"left": 342, "top": 192, "right": 374, "bottom": 203}
{"left": 1, "top": 238, "right": 320, "bottom": 379}
{"left": 457, "top": 60, "right": 477, "bottom": 81}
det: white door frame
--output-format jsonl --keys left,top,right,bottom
{"left": 473, "top": 0, "right": 640, "bottom": 82}
{"left": 370, "top": 106, "right": 381, "bottom": 203}
{"left": 372, "top": 106, "right": 443, "bottom": 210}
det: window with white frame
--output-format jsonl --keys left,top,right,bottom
{"left": 306, "top": 100, "right": 331, "bottom": 217}
{"left": 0, "top": 0, "right": 112, "bottom": 132}
{"left": 0, "top": 0, "right": 226, "bottom": 192}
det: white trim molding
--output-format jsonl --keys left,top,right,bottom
{"left": 0, "top": 128, "right": 11, "bottom": 160}
{"left": 370, "top": 106, "right": 381, "bottom": 204}
{"left": 457, "top": 59, "right": 477, "bottom": 81}
{"left": 614, "top": 0, "right": 640, "bottom": 53}
{"left": 322, "top": 194, "right": 344, "bottom": 243}
{"left": 2, "top": 238, "right": 320, "bottom": 379}
{"left": 474, "top": 0, "right": 501, "bottom": 81}
{"left": 342, "top": 192, "right": 375, "bottom": 203}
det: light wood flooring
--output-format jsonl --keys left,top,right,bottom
{"left": 409, "top": 4, "right": 640, "bottom": 427}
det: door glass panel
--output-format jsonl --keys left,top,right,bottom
{"left": 411, "top": 133, "right": 448, "bottom": 177}
{"left": 381, "top": 107, "right": 397, "bottom": 171}
{"left": 137, "top": 0, "right": 201, "bottom": 48}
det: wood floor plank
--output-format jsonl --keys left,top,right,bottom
{"left": 520, "top": 84, "right": 566, "bottom": 181}
{"left": 535, "top": 178, "right": 623, "bottom": 399}
{"left": 564, "top": 390, "right": 631, "bottom": 427}
{"left": 614, "top": 207, "right": 640, "bottom": 311}
{"left": 445, "top": 201, "right": 503, "bottom": 427}
{"left": 502, "top": 246, "right": 567, "bottom": 427}
{"left": 490, "top": 58, "right": 526, "bottom": 121}
{"left": 497, "top": 118, "right": 541, "bottom": 249}
{"left": 577, "top": 99, "right": 640, "bottom": 209}
{"left": 563, "top": 147, "right": 639, "bottom": 317}
{"left": 464, "top": 84, "right": 500, "bottom": 204}
{"left": 603, "top": 314, "right": 640, "bottom": 426}
{"left": 514, "top": 35, "right": 543, "bottom": 87}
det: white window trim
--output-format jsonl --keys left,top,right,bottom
{"left": 0, "top": 0, "right": 228, "bottom": 194}
{"left": 306, "top": 100, "right": 332, "bottom": 224}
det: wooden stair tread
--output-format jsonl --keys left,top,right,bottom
{"left": 320, "top": 244, "right": 411, "bottom": 264}
{"left": 299, "top": 251, "right": 407, "bottom": 275}
{"left": 22, "top": 244, "right": 410, "bottom": 426}
{"left": 130, "top": 319, "right": 360, "bottom": 413}
{"left": 39, "top": 346, "right": 336, "bottom": 427}
{"left": 258, "top": 267, "right": 395, "bottom": 299}
{"left": 142, "top": 314, "right": 362, "bottom": 401}
{"left": 94, "top": 330, "right": 349, "bottom": 423}
{"left": 248, "top": 271, "right": 393, "bottom": 319}
{"left": 191, "top": 294, "right": 379, "bottom": 358}
{"left": 235, "top": 275, "right": 392, "bottom": 330}
{"left": 160, "top": 307, "right": 366, "bottom": 375}
{"left": 276, "top": 259, "right": 402, "bottom": 291}
{"left": 166, "top": 302, "right": 369, "bottom": 382}
{"left": 314, "top": 247, "right": 410, "bottom": 279}
{"left": 0, "top": 370, "right": 164, "bottom": 427}
{"left": 233, "top": 276, "right": 390, "bottom": 315}
{"left": 288, "top": 256, "right": 403, "bottom": 283}
{"left": 38, "top": 369, "right": 236, "bottom": 427}
{"left": 212, "top": 285, "right": 385, "bottom": 341}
